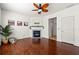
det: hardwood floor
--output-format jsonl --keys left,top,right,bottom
{"left": 0, "top": 38, "right": 79, "bottom": 55}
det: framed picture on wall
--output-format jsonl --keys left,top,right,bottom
{"left": 17, "top": 21, "right": 22, "bottom": 26}
{"left": 24, "top": 22, "right": 28, "bottom": 26}
{"left": 8, "top": 20, "right": 15, "bottom": 26}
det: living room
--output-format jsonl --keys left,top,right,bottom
{"left": 0, "top": 3, "right": 79, "bottom": 55}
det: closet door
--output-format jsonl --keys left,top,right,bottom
{"left": 61, "top": 16, "right": 74, "bottom": 44}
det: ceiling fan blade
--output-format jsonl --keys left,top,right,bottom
{"left": 42, "top": 9, "right": 48, "bottom": 12}
{"left": 33, "top": 3, "right": 39, "bottom": 8}
{"left": 42, "top": 3, "right": 49, "bottom": 9}
{"left": 32, "top": 9, "right": 38, "bottom": 11}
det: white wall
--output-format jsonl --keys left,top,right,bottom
{"left": 1, "top": 10, "right": 30, "bottom": 39}
{"left": 1, "top": 9, "right": 48, "bottom": 39}
{"left": 0, "top": 8, "right": 1, "bottom": 45}
{"left": 44, "top": 4, "right": 79, "bottom": 46}
{"left": 0, "top": 8, "right": 1, "bottom": 25}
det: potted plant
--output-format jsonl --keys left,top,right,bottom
{"left": 0, "top": 25, "right": 12, "bottom": 44}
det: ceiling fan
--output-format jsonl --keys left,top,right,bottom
{"left": 32, "top": 3, "right": 49, "bottom": 14}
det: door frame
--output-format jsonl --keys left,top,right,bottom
{"left": 48, "top": 17, "right": 57, "bottom": 40}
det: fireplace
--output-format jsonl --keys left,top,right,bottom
{"left": 33, "top": 30, "right": 40, "bottom": 37}
{"left": 32, "top": 30, "right": 40, "bottom": 43}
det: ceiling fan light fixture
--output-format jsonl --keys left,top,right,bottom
{"left": 38, "top": 9, "right": 42, "bottom": 13}
{"left": 32, "top": 3, "right": 49, "bottom": 14}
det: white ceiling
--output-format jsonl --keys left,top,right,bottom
{"left": 0, "top": 3, "right": 78, "bottom": 17}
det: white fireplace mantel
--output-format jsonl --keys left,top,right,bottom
{"left": 30, "top": 26, "right": 44, "bottom": 30}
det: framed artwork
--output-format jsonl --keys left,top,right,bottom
{"left": 24, "top": 22, "right": 28, "bottom": 26}
{"left": 17, "top": 21, "right": 22, "bottom": 26}
{"left": 8, "top": 20, "right": 15, "bottom": 26}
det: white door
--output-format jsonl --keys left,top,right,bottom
{"left": 61, "top": 16, "right": 74, "bottom": 44}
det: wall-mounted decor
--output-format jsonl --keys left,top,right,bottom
{"left": 8, "top": 20, "right": 15, "bottom": 26}
{"left": 17, "top": 21, "right": 22, "bottom": 26}
{"left": 34, "top": 22, "right": 40, "bottom": 24}
{"left": 24, "top": 22, "right": 28, "bottom": 26}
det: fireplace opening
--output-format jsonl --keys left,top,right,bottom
{"left": 33, "top": 30, "right": 40, "bottom": 37}
{"left": 32, "top": 30, "right": 40, "bottom": 43}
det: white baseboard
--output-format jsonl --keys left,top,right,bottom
{"left": 74, "top": 43, "right": 79, "bottom": 47}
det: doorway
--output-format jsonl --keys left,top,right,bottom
{"left": 48, "top": 17, "right": 57, "bottom": 40}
